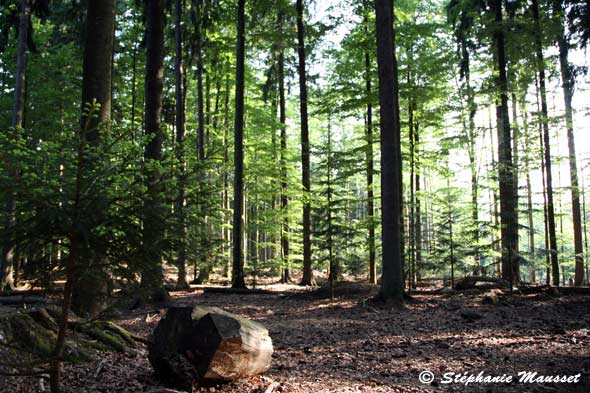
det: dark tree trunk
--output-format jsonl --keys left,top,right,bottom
{"left": 536, "top": 77, "right": 552, "bottom": 285}
{"left": 522, "top": 99, "right": 536, "bottom": 283}
{"left": 408, "top": 84, "right": 416, "bottom": 290}
{"left": 278, "top": 10, "right": 290, "bottom": 284}
{"left": 461, "top": 36, "right": 479, "bottom": 266}
{"left": 414, "top": 123, "right": 422, "bottom": 285}
{"left": 71, "top": 0, "right": 115, "bottom": 317}
{"left": 193, "top": 1, "right": 210, "bottom": 284}
{"left": 553, "top": 0, "right": 584, "bottom": 286}
{"left": 142, "top": 0, "right": 167, "bottom": 299}
{"left": 364, "top": 16, "right": 376, "bottom": 285}
{"left": 492, "top": 0, "right": 518, "bottom": 286}
{"left": 223, "top": 73, "right": 231, "bottom": 278}
{"left": 130, "top": 45, "right": 138, "bottom": 140}
{"left": 175, "top": 0, "right": 189, "bottom": 290}
{"left": 375, "top": 0, "right": 404, "bottom": 302}
{"left": 232, "top": 0, "right": 247, "bottom": 289}
{"left": 532, "top": 0, "right": 559, "bottom": 285}
{"left": 296, "top": 0, "right": 313, "bottom": 286}
{"left": 1, "top": 0, "right": 30, "bottom": 292}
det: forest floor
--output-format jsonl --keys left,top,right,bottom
{"left": 2, "top": 280, "right": 590, "bottom": 393}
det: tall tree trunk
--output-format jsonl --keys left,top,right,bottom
{"left": 175, "top": 0, "right": 189, "bottom": 290}
{"left": 232, "top": 0, "right": 247, "bottom": 289}
{"left": 492, "top": 0, "right": 518, "bottom": 286}
{"left": 193, "top": 1, "right": 211, "bottom": 284}
{"left": 488, "top": 108, "right": 501, "bottom": 277}
{"left": 1, "top": 0, "right": 30, "bottom": 292}
{"left": 532, "top": 0, "right": 559, "bottom": 285}
{"left": 130, "top": 45, "right": 138, "bottom": 140}
{"left": 296, "top": 0, "right": 314, "bottom": 286}
{"left": 51, "top": 1, "right": 116, "bottom": 389}
{"left": 462, "top": 36, "right": 479, "bottom": 268}
{"left": 364, "top": 35, "right": 376, "bottom": 285}
{"left": 375, "top": 0, "right": 404, "bottom": 302}
{"left": 71, "top": 0, "right": 116, "bottom": 317}
{"left": 522, "top": 99, "right": 536, "bottom": 283}
{"left": 511, "top": 91, "right": 520, "bottom": 257}
{"left": 408, "top": 83, "right": 416, "bottom": 291}
{"left": 141, "top": 0, "right": 167, "bottom": 300}
{"left": 223, "top": 73, "right": 231, "bottom": 278}
{"left": 414, "top": 123, "right": 422, "bottom": 285}
{"left": 278, "top": 10, "right": 290, "bottom": 284}
{"left": 553, "top": 0, "right": 584, "bottom": 286}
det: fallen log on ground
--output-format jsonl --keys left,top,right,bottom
{"left": 148, "top": 306, "right": 273, "bottom": 390}
{"left": 201, "top": 287, "right": 274, "bottom": 295}
{"left": 454, "top": 276, "right": 510, "bottom": 290}
{"left": 518, "top": 285, "right": 590, "bottom": 295}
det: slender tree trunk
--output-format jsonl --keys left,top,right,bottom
{"left": 414, "top": 123, "right": 422, "bottom": 285}
{"left": 488, "top": 107, "right": 501, "bottom": 277}
{"left": 463, "top": 37, "right": 479, "bottom": 267}
{"left": 408, "top": 84, "right": 416, "bottom": 291}
{"left": 364, "top": 9, "right": 376, "bottom": 284}
{"left": 492, "top": 0, "right": 518, "bottom": 286}
{"left": 553, "top": 0, "right": 584, "bottom": 285}
{"left": 296, "top": 0, "right": 314, "bottom": 286}
{"left": 326, "top": 123, "right": 335, "bottom": 299}
{"left": 511, "top": 92, "right": 520, "bottom": 257}
{"left": 375, "top": 0, "right": 404, "bottom": 302}
{"left": 537, "top": 79, "right": 551, "bottom": 285}
{"left": 141, "top": 0, "right": 167, "bottom": 299}
{"left": 49, "top": 234, "right": 78, "bottom": 393}
{"left": 278, "top": 11, "right": 290, "bottom": 283}
{"left": 582, "top": 172, "right": 589, "bottom": 284}
{"left": 532, "top": 0, "right": 559, "bottom": 285}
{"left": 130, "top": 45, "right": 138, "bottom": 140}
{"left": 174, "top": 0, "right": 189, "bottom": 290}
{"left": 223, "top": 73, "right": 231, "bottom": 278}
{"left": 193, "top": 1, "right": 211, "bottom": 284}
{"left": 232, "top": 0, "right": 247, "bottom": 289}
{"left": 449, "top": 176, "right": 455, "bottom": 289}
{"left": 522, "top": 99, "right": 536, "bottom": 283}
{"left": 1, "top": 0, "right": 30, "bottom": 292}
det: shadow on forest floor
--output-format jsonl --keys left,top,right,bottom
{"left": 1, "top": 281, "right": 589, "bottom": 392}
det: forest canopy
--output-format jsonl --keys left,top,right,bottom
{"left": 0, "top": 0, "right": 589, "bottom": 313}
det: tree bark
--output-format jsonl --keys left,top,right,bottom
{"left": 553, "top": 0, "right": 584, "bottom": 286}
{"left": 71, "top": 0, "right": 115, "bottom": 317}
{"left": 375, "top": 0, "right": 404, "bottom": 302}
{"left": 492, "top": 0, "right": 518, "bottom": 286}
{"left": 522, "top": 99, "right": 536, "bottom": 283}
{"left": 232, "top": 0, "right": 247, "bottom": 289}
{"left": 364, "top": 38, "right": 376, "bottom": 285}
{"left": 532, "top": 0, "right": 559, "bottom": 285}
{"left": 296, "top": 0, "right": 314, "bottom": 286}
{"left": 175, "top": 0, "right": 189, "bottom": 290}
{"left": 1, "top": 0, "right": 30, "bottom": 292}
{"left": 278, "top": 10, "right": 290, "bottom": 284}
{"left": 142, "top": 0, "right": 167, "bottom": 299}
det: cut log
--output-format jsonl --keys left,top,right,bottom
{"left": 518, "top": 285, "right": 590, "bottom": 295}
{"left": 454, "top": 276, "right": 509, "bottom": 291}
{"left": 202, "top": 287, "right": 274, "bottom": 295}
{"left": 148, "top": 306, "right": 273, "bottom": 390}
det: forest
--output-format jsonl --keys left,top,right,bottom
{"left": 0, "top": 0, "right": 589, "bottom": 392}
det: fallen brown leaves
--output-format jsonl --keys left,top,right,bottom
{"left": 1, "top": 284, "right": 589, "bottom": 392}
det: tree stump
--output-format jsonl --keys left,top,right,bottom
{"left": 148, "top": 306, "right": 273, "bottom": 389}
